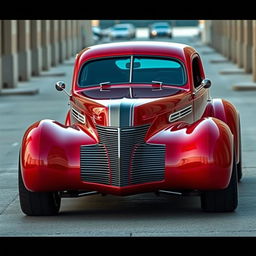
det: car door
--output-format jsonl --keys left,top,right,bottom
{"left": 191, "top": 54, "right": 208, "bottom": 121}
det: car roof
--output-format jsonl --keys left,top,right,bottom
{"left": 77, "top": 41, "right": 195, "bottom": 63}
{"left": 113, "top": 23, "right": 133, "bottom": 28}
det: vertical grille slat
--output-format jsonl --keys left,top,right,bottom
{"left": 80, "top": 124, "right": 166, "bottom": 187}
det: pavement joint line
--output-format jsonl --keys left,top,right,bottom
{"left": 0, "top": 168, "right": 18, "bottom": 173}
{"left": 201, "top": 50, "right": 216, "bottom": 55}
{"left": 219, "top": 69, "right": 245, "bottom": 75}
{"left": 40, "top": 72, "right": 66, "bottom": 77}
{"left": 209, "top": 59, "right": 230, "bottom": 64}
{"left": 232, "top": 83, "right": 256, "bottom": 91}
{"left": 0, "top": 87, "right": 39, "bottom": 96}
{"left": 62, "top": 63, "right": 75, "bottom": 66}
{"left": 0, "top": 193, "right": 18, "bottom": 216}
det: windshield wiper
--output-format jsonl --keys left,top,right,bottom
{"left": 152, "top": 81, "right": 163, "bottom": 91}
{"left": 99, "top": 81, "right": 111, "bottom": 91}
{"left": 151, "top": 81, "right": 187, "bottom": 91}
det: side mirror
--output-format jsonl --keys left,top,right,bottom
{"left": 55, "top": 81, "right": 66, "bottom": 91}
{"left": 201, "top": 79, "right": 211, "bottom": 89}
{"left": 55, "top": 81, "right": 71, "bottom": 97}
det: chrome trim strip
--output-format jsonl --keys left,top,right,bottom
{"left": 169, "top": 105, "right": 192, "bottom": 122}
{"left": 108, "top": 99, "right": 137, "bottom": 127}
{"left": 193, "top": 84, "right": 204, "bottom": 95}
{"left": 117, "top": 127, "right": 121, "bottom": 186}
{"left": 109, "top": 101, "right": 120, "bottom": 126}
{"left": 129, "top": 56, "right": 133, "bottom": 98}
{"left": 129, "top": 55, "right": 133, "bottom": 83}
{"left": 71, "top": 107, "right": 86, "bottom": 124}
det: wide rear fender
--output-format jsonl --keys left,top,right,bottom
{"left": 203, "top": 98, "right": 240, "bottom": 163}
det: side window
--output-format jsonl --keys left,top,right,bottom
{"left": 192, "top": 56, "right": 203, "bottom": 88}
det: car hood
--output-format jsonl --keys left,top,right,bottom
{"left": 74, "top": 87, "right": 189, "bottom": 128}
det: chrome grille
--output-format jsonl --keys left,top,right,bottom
{"left": 130, "top": 144, "right": 166, "bottom": 185}
{"left": 80, "top": 144, "right": 110, "bottom": 185}
{"left": 80, "top": 125, "right": 165, "bottom": 187}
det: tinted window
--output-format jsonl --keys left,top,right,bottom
{"left": 192, "top": 57, "right": 203, "bottom": 88}
{"left": 113, "top": 27, "right": 128, "bottom": 31}
{"left": 155, "top": 25, "right": 169, "bottom": 29}
{"left": 132, "top": 57, "right": 185, "bottom": 85}
{"left": 79, "top": 57, "right": 130, "bottom": 87}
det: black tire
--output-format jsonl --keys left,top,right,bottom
{"left": 237, "top": 160, "right": 242, "bottom": 182}
{"left": 200, "top": 150, "right": 238, "bottom": 212}
{"left": 237, "top": 115, "right": 242, "bottom": 182}
{"left": 18, "top": 161, "right": 61, "bottom": 216}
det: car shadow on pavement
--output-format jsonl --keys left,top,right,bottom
{"left": 58, "top": 193, "right": 220, "bottom": 219}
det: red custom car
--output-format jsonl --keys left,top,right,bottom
{"left": 19, "top": 41, "right": 242, "bottom": 215}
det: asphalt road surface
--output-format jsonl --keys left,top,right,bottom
{"left": 1, "top": 27, "right": 256, "bottom": 237}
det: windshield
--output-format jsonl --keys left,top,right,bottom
{"left": 113, "top": 27, "right": 129, "bottom": 31}
{"left": 78, "top": 56, "right": 186, "bottom": 87}
{"left": 155, "top": 25, "right": 169, "bottom": 29}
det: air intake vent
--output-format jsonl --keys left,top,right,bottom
{"left": 169, "top": 105, "right": 192, "bottom": 122}
{"left": 71, "top": 107, "right": 85, "bottom": 124}
{"left": 80, "top": 125, "right": 165, "bottom": 187}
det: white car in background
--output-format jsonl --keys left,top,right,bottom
{"left": 109, "top": 23, "right": 136, "bottom": 40}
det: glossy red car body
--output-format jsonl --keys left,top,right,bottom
{"left": 20, "top": 41, "right": 240, "bottom": 197}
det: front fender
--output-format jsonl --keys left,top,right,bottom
{"left": 147, "top": 117, "right": 234, "bottom": 190}
{"left": 20, "top": 119, "right": 97, "bottom": 192}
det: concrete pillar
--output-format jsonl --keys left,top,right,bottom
{"left": 218, "top": 20, "right": 223, "bottom": 53}
{"left": 222, "top": 20, "right": 228, "bottom": 57}
{"left": 76, "top": 20, "right": 81, "bottom": 52}
{"left": 243, "top": 20, "right": 253, "bottom": 73}
{"left": 65, "top": 20, "right": 72, "bottom": 59}
{"left": 17, "top": 20, "right": 31, "bottom": 81}
{"left": 226, "top": 20, "right": 232, "bottom": 60}
{"left": 220, "top": 20, "right": 226, "bottom": 55}
{"left": 230, "top": 20, "right": 237, "bottom": 63}
{"left": 2, "top": 20, "right": 18, "bottom": 88}
{"left": 201, "top": 20, "right": 212, "bottom": 45}
{"left": 71, "top": 20, "right": 78, "bottom": 55}
{"left": 59, "top": 20, "right": 66, "bottom": 63}
{"left": 76, "top": 20, "right": 82, "bottom": 51}
{"left": 50, "top": 20, "right": 59, "bottom": 66}
{"left": 236, "top": 20, "right": 244, "bottom": 68}
{"left": 215, "top": 20, "right": 221, "bottom": 52}
{"left": 210, "top": 20, "right": 216, "bottom": 49}
{"left": 41, "top": 20, "right": 51, "bottom": 70}
{"left": 252, "top": 20, "right": 256, "bottom": 82}
{"left": 82, "top": 20, "right": 94, "bottom": 48}
{"left": 225, "top": 20, "right": 231, "bottom": 58}
{"left": 227, "top": 20, "right": 232, "bottom": 60}
{"left": 80, "top": 21, "right": 86, "bottom": 49}
{"left": 30, "top": 20, "right": 42, "bottom": 76}
{"left": 0, "top": 20, "right": 2, "bottom": 91}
